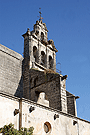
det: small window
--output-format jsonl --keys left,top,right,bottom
{"left": 34, "top": 77, "right": 38, "bottom": 87}
{"left": 44, "top": 122, "right": 51, "bottom": 133}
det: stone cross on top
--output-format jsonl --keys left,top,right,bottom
{"left": 38, "top": 8, "right": 43, "bottom": 21}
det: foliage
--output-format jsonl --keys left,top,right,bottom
{"left": 0, "top": 123, "right": 34, "bottom": 135}
{"left": 44, "top": 69, "right": 58, "bottom": 75}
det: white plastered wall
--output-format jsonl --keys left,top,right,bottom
{"left": 22, "top": 99, "right": 90, "bottom": 135}
{"left": 0, "top": 95, "right": 19, "bottom": 130}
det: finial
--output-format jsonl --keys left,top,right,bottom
{"left": 27, "top": 28, "right": 30, "bottom": 31}
{"left": 38, "top": 8, "right": 43, "bottom": 21}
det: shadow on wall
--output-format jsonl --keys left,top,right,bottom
{"left": 14, "top": 60, "right": 24, "bottom": 98}
{"left": 14, "top": 75, "right": 23, "bottom": 98}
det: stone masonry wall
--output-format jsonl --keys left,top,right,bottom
{"left": 0, "top": 44, "right": 23, "bottom": 97}
{"left": 29, "top": 69, "right": 76, "bottom": 115}
{"left": 30, "top": 69, "right": 61, "bottom": 110}
{"left": 66, "top": 91, "right": 75, "bottom": 115}
{"left": 0, "top": 93, "right": 19, "bottom": 130}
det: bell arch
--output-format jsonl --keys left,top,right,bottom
{"left": 49, "top": 55, "right": 53, "bottom": 69}
{"left": 33, "top": 46, "right": 38, "bottom": 62}
{"left": 41, "top": 32, "right": 44, "bottom": 40}
{"left": 41, "top": 51, "right": 46, "bottom": 67}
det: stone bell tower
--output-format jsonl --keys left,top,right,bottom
{"left": 22, "top": 18, "right": 58, "bottom": 72}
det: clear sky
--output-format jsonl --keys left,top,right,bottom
{"left": 0, "top": 0, "right": 90, "bottom": 121}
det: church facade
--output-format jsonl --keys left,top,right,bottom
{"left": 0, "top": 18, "right": 90, "bottom": 135}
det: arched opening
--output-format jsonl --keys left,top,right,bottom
{"left": 41, "top": 32, "right": 44, "bottom": 40}
{"left": 34, "top": 77, "right": 38, "bottom": 87}
{"left": 33, "top": 46, "right": 38, "bottom": 62}
{"left": 35, "top": 30, "right": 39, "bottom": 36}
{"left": 41, "top": 51, "right": 46, "bottom": 66}
{"left": 49, "top": 56, "right": 53, "bottom": 69}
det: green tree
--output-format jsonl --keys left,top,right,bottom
{"left": 0, "top": 123, "right": 34, "bottom": 135}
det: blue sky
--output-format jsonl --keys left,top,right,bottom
{"left": 0, "top": 0, "right": 90, "bottom": 121}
